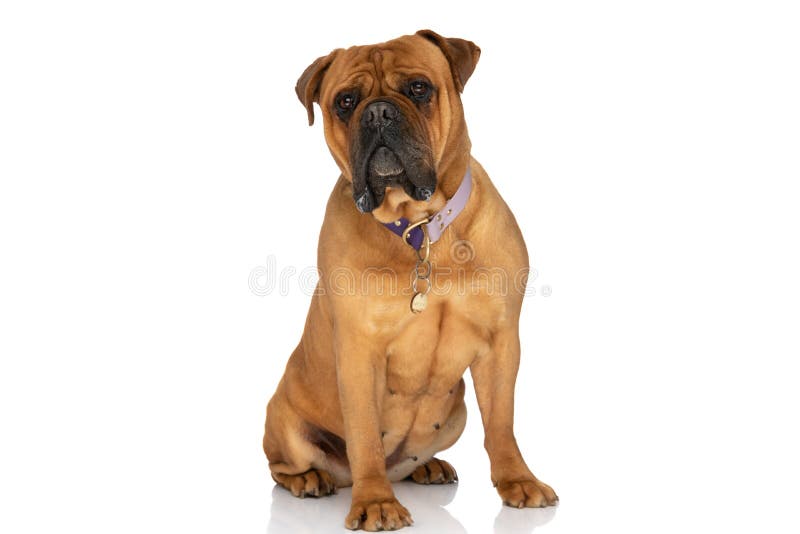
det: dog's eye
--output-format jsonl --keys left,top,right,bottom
{"left": 334, "top": 91, "right": 359, "bottom": 121}
{"left": 408, "top": 81, "right": 432, "bottom": 102}
{"left": 335, "top": 92, "right": 357, "bottom": 113}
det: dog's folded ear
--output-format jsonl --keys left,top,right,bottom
{"left": 296, "top": 49, "right": 341, "bottom": 126}
{"left": 416, "top": 30, "right": 481, "bottom": 92}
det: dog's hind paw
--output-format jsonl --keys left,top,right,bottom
{"left": 407, "top": 457, "right": 458, "bottom": 484}
{"left": 272, "top": 468, "right": 337, "bottom": 498}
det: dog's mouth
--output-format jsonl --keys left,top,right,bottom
{"left": 369, "top": 146, "right": 404, "bottom": 179}
{"left": 354, "top": 146, "right": 435, "bottom": 213}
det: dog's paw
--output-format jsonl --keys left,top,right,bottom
{"left": 345, "top": 498, "right": 413, "bottom": 531}
{"left": 408, "top": 457, "right": 458, "bottom": 484}
{"left": 272, "top": 468, "right": 337, "bottom": 498}
{"left": 496, "top": 478, "right": 559, "bottom": 508}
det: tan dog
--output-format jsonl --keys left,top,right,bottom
{"left": 263, "top": 30, "right": 558, "bottom": 531}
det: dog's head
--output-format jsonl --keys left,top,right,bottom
{"left": 296, "top": 30, "right": 480, "bottom": 217}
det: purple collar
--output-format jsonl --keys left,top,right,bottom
{"left": 382, "top": 167, "right": 473, "bottom": 250}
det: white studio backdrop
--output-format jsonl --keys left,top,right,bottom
{"left": 1, "top": 1, "right": 799, "bottom": 533}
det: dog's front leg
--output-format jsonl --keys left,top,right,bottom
{"left": 470, "top": 326, "right": 559, "bottom": 508}
{"left": 336, "top": 336, "right": 413, "bottom": 531}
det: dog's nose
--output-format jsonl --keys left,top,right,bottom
{"left": 361, "top": 101, "right": 398, "bottom": 128}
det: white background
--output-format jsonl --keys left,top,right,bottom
{"left": 1, "top": 1, "right": 799, "bottom": 533}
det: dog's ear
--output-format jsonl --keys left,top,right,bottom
{"left": 296, "top": 49, "right": 341, "bottom": 126}
{"left": 416, "top": 30, "right": 481, "bottom": 92}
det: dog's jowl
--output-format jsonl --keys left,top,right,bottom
{"left": 263, "top": 30, "right": 558, "bottom": 531}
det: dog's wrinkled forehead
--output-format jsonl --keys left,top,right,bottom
{"left": 322, "top": 40, "right": 448, "bottom": 103}
{"left": 296, "top": 30, "right": 480, "bottom": 126}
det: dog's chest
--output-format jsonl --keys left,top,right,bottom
{"left": 383, "top": 304, "right": 490, "bottom": 396}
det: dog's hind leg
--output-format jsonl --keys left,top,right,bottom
{"left": 263, "top": 379, "right": 350, "bottom": 497}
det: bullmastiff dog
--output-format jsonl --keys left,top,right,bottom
{"left": 263, "top": 30, "right": 558, "bottom": 530}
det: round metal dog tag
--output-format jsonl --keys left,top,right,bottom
{"left": 410, "top": 292, "right": 428, "bottom": 313}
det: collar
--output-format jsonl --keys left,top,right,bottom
{"left": 382, "top": 167, "right": 473, "bottom": 250}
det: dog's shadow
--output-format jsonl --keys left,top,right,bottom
{"left": 267, "top": 480, "right": 466, "bottom": 533}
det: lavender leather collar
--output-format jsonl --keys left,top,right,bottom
{"left": 383, "top": 167, "right": 473, "bottom": 250}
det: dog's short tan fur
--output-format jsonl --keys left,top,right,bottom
{"left": 263, "top": 30, "right": 557, "bottom": 531}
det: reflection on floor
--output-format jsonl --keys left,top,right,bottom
{"left": 267, "top": 479, "right": 556, "bottom": 534}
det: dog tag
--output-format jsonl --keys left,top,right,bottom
{"left": 410, "top": 292, "right": 428, "bottom": 313}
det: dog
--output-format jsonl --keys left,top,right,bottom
{"left": 263, "top": 30, "right": 558, "bottom": 531}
